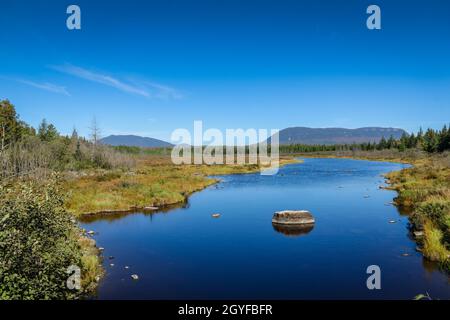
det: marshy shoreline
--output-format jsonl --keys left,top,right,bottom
{"left": 75, "top": 151, "right": 449, "bottom": 277}
{"left": 293, "top": 151, "right": 450, "bottom": 273}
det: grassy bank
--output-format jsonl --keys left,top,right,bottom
{"left": 385, "top": 153, "right": 449, "bottom": 271}
{"left": 65, "top": 156, "right": 299, "bottom": 216}
{"left": 292, "top": 150, "right": 450, "bottom": 271}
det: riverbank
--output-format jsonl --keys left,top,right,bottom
{"left": 292, "top": 150, "right": 450, "bottom": 272}
{"left": 64, "top": 156, "right": 299, "bottom": 217}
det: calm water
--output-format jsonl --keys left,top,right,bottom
{"left": 81, "top": 158, "right": 450, "bottom": 299}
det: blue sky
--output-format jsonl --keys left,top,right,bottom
{"left": 1, "top": 0, "right": 449, "bottom": 141}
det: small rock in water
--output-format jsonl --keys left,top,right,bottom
{"left": 87, "top": 230, "right": 95, "bottom": 235}
{"left": 415, "top": 246, "right": 423, "bottom": 253}
{"left": 389, "top": 220, "right": 396, "bottom": 224}
{"left": 401, "top": 253, "right": 411, "bottom": 257}
{"left": 413, "top": 231, "right": 424, "bottom": 237}
{"left": 212, "top": 213, "right": 221, "bottom": 218}
{"left": 98, "top": 247, "right": 104, "bottom": 251}
{"left": 131, "top": 274, "right": 139, "bottom": 280}
{"left": 110, "top": 263, "right": 115, "bottom": 267}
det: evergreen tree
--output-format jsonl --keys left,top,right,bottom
{"left": 71, "top": 127, "right": 79, "bottom": 141}
{"left": 386, "top": 135, "right": 396, "bottom": 149}
{"left": 38, "top": 119, "right": 59, "bottom": 142}
{"left": 416, "top": 127, "right": 424, "bottom": 148}
{"left": 407, "top": 133, "right": 417, "bottom": 148}
{"left": 377, "top": 136, "right": 387, "bottom": 150}
{"left": 0, "top": 100, "right": 22, "bottom": 151}
{"left": 423, "top": 128, "right": 439, "bottom": 153}
{"left": 437, "top": 125, "right": 450, "bottom": 152}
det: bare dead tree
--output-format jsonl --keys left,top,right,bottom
{"left": 1, "top": 123, "right": 5, "bottom": 153}
{"left": 88, "top": 117, "right": 101, "bottom": 160}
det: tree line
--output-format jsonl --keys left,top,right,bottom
{"left": 279, "top": 126, "right": 450, "bottom": 154}
{"left": 0, "top": 99, "right": 134, "bottom": 180}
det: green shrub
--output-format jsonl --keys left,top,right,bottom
{"left": 0, "top": 178, "right": 88, "bottom": 299}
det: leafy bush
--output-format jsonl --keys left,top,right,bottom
{"left": 0, "top": 178, "right": 93, "bottom": 299}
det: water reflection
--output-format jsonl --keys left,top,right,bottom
{"left": 272, "top": 223, "right": 314, "bottom": 237}
{"left": 78, "top": 202, "right": 188, "bottom": 223}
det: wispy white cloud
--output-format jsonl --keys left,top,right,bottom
{"left": 17, "top": 79, "right": 70, "bottom": 96}
{"left": 142, "top": 81, "right": 183, "bottom": 100}
{"left": 51, "top": 64, "right": 182, "bottom": 99}
{"left": 52, "top": 64, "right": 149, "bottom": 97}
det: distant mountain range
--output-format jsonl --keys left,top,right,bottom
{"left": 100, "top": 135, "right": 173, "bottom": 148}
{"left": 101, "top": 127, "right": 407, "bottom": 148}
{"left": 275, "top": 127, "right": 407, "bottom": 145}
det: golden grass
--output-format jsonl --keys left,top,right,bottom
{"left": 78, "top": 236, "right": 103, "bottom": 294}
{"left": 64, "top": 155, "right": 299, "bottom": 216}
{"left": 422, "top": 221, "right": 449, "bottom": 263}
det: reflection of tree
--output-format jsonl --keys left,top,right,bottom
{"left": 421, "top": 257, "right": 442, "bottom": 275}
{"left": 79, "top": 201, "right": 188, "bottom": 224}
{"left": 272, "top": 223, "right": 314, "bottom": 237}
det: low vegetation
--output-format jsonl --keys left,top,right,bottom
{"left": 65, "top": 156, "right": 298, "bottom": 216}
{"left": 386, "top": 153, "right": 450, "bottom": 271}
{"left": 0, "top": 100, "right": 110, "bottom": 299}
{"left": 0, "top": 177, "right": 101, "bottom": 299}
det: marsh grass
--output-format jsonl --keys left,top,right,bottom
{"left": 296, "top": 150, "right": 450, "bottom": 271}
{"left": 78, "top": 236, "right": 102, "bottom": 293}
{"left": 64, "top": 155, "right": 299, "bottom": 216}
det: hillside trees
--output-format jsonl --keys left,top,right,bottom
{"left": 0, "top": 100, "right": 134, "bottom": 180}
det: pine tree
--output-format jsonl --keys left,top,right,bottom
{"left": 377, "top": 136, "right": 387, "bottom": 150}
{"left": 0, "top": 99, "right": 21, "bottom": 151}
{"left": 437, "top": 125, "right": 450, "bottom": 152}
{"left": 74, "top": 140, "right": 83, "bottom": 161}
{"left": 407, "top": 133, "right": 416, "bottom": 148}
{"left": 416, "top": 127, "right": 424, "bottom": 148}
{"left": 423, "top": 128, "right": 438, "bottom": 153}
{"left": 38, "top": 119, "right": 59, "bottom": 142}
{"left": 71, "top": 127, "right": 79, "bottom": 141}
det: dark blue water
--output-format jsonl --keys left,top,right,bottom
{"left": 81, "top": 158, "right": 450, "bottom": 299}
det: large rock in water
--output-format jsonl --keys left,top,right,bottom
{"left": 272, "top": 210, "right": 315, "bottom": 225}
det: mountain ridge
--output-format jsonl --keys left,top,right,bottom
{"left": 101, "top": 127, "right": 407, "bottom": 148}
{"left": 274, "top": 126, "right": 407, "bottom": 145}
{"left": 100, "top": 135, "right": 173, "bottom": 148}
